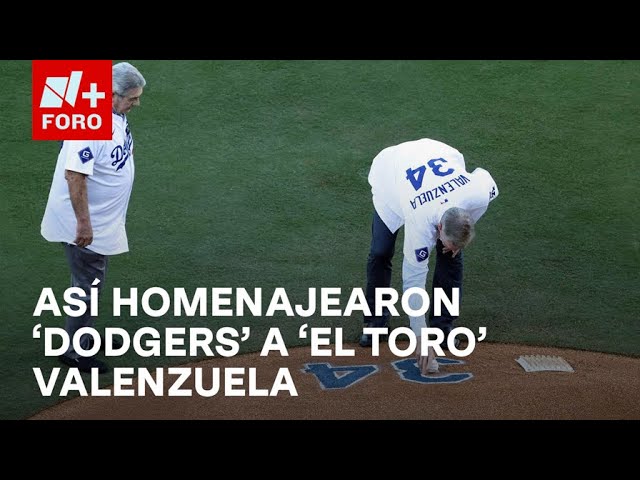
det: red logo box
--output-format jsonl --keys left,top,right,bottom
{"left": 32, "top": 60, "right": 112, "bottom": 140}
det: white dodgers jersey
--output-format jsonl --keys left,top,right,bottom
{"left": 41, "top": 112, "right": 136, "bottom": 255}
{"left": 369, "top": 138, "right": 499, "bottom": 269}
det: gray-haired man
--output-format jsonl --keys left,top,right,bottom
{"left": 361, "top": 138, "right": 499, "bottom": 374}
{"left": 41, "top": 62, "right": 147, "bottom": 374}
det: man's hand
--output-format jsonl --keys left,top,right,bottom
{"left": 441, "top": 245, "right": 461, "bottom": 257}
{"left": 415, "top": 336, "right": 439, "bottom": 375}
{"left": 74, "top": 219, "right": 93, "bottom": 248}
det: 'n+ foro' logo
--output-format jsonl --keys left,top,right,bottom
{"left": 32, "top": 60, "right": 112, "bottom": 141}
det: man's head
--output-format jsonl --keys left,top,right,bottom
{"left": 112, "top": 62, "right": 146, "bottom": 115}
{"left": 437, "top": 207, "right": 476, "bottom": 257}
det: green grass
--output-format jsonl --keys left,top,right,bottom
{"left": 0, "top": 60, "right": 638, "bottom": 419}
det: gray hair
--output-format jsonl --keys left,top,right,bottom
{"left": 441, "top": 207, "right": 476, "bottom": 249}
{"left": 113, "top": 62, "right": 146, "bottom": 96}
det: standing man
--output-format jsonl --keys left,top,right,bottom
{"left": 41, "top": 62, "right": 147, "bottom": 374}
{"left": 361, "top": 137, "right": 499, "bottom": 374}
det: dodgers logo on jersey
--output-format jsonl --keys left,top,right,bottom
{"left": 110, "top": 122, "right": 133, "bottom": 172}
{"left": 77, "top": 147, "right": 94, "bottom": 164}
{"left": 415, "top": 247, "right": 429, "bottom": 262}
{"left": 110, "top": 145, "right": 129, "bottom": 171}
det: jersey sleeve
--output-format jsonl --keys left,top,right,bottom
{"left": 401, "top": 212, "right": 439, "bottom": 336}
{"left": 59, "top": 140, "right": 102, "bottom": 175}
{"left": 402, "top": 256, "right": 430, "bottom": 336}
{"left": 368, "top": 146, "right": 396, "bottom": 196}
{"left": 465, "top": 167, "right": 499, "bottom": 222}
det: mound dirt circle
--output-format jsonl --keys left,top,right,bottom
{"left": 30, "top": 342, "right": 640, "bottom": 420}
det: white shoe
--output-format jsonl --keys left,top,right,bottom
{"left": 427, "top": 346, "right": 439, "bottom": 373}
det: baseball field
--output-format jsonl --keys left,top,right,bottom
{"left": 1, "top": 60, "right": 638, "bottom": 421}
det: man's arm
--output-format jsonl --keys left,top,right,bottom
{"left": 402, "top": 256, "right": 430, "bottom": 334}
{"left": 65, "top": 169, "right": 92, "bottom": 248}
{"left": 402, "top": 257, "right": 437, "bottom": 375}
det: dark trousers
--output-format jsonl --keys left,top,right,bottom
{"left": 364, "top": 210, "right": 463, "bottom": 336}
{"left": 63, "top": 243, "right": 109, "bottom": 358}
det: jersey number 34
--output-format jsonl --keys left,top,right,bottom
{"left": 406, "top": 157, "right": 454, "bottom": 191}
